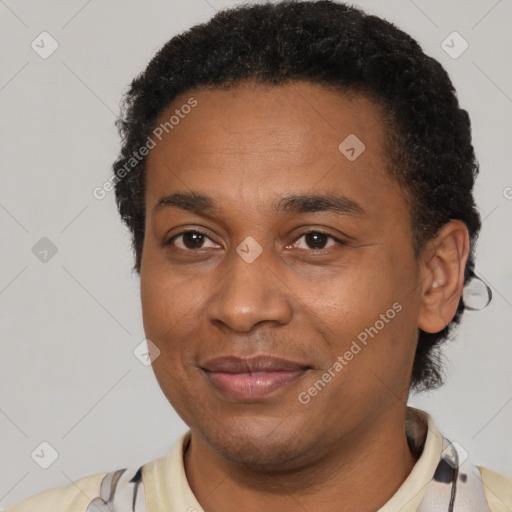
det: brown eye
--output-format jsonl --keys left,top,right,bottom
{"left": 304, "top": 232, "right": 330, "bottom": 250}
{"left": 290, "top": 230, "right": 345, "bottom": 251}
{"left": 165, "top": 230, "right": 218, "bottom": 250}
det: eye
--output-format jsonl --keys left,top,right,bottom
{"left": 164, "top": 230, "right": 219, "bottom": 250}
{"left": 164, "top": 229, "right": 347, "bottom": 252}
{"left": 288, "top": 230, "right": 346, "bottom": 251}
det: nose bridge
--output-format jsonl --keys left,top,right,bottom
{"left": 207, "top": 239, "right": 293, "bottom": 332}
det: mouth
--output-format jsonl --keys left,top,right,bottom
{"left": 200, "top": 355, "right": 312, "bottom": 401}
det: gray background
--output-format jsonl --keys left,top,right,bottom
{"left": 0, "top": 0, "right": 511, "bottom": 508}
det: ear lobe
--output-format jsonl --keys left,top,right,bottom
{"left": 418, "top": 221, "right": 470, "bottom": 334}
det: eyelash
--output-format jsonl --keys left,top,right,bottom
{"left": 163, "top": 229, "right": 347, "bottom": 252}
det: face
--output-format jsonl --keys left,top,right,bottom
{"left": 140, "top": 80, "right": 424, "bottom": 468}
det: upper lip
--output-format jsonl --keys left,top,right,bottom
{"left": 200, "top": 355, "right": 311, "bottom": 373}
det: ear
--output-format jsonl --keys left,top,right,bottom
{"left": 418, "top": 220, "right": 470, "bottom": 334}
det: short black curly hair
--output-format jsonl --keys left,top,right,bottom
{"left": 112, "top": 0, "right": 482, "bottom": 392}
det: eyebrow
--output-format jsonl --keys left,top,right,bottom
{"left": 154, "top": 191, "right": 366, "bottom": 217}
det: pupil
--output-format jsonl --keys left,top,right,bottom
{"left": 306, "top": 232, "right": 327, "bottom": 249}
{"left": 184, "top": 232, "right": 204, "bottom": 249}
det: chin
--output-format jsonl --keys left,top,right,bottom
{"left": 200, "top": 417, "right": 312, "bottom": 468}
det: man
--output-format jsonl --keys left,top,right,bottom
{"left": 7, "top": 1, "right": 510, "bottom": 511}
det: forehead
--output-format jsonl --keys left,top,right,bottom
{"left": 144, "top": 80, "right": 404, "bottom": 219}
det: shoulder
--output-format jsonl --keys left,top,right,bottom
{"left": 5, "top": 472, "right": 107, "bottom": 512}
{"left": 3, "top": 439, "right": 183, "bottom": 512}
{"left": 6, "top": 465, "right": 146, "bottom": 512}
{"left": 478, "top": 466, "right": 512, "bottom": 512}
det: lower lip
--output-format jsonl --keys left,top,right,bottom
{"left": 204, "top": 369, "right": 308, "bottom": 400}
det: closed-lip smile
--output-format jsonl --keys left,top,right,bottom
{"left": 200, "top": 355, "right": 311, "bottom": 401}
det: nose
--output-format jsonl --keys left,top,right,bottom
{"left": 207, "top": 244, "right": 293, "bottom": 333}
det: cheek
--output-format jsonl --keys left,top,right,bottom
{"left": 140, "top": 265, "right": 204, "bottom": 418}
{"left": 311, "top": 253, "right": 416, "bottom": 370}
{"left": 306, "top": 257, "right": 393, "bottom": 331}
{"left": 140, "top": 257, "right": 200, "bottom": 335}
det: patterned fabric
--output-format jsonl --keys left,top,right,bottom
{"left": 85, "top": 467, "right": 146, "bottom": 512}
{"left": 417, "top": 437, "right": 491, "bottom": 511}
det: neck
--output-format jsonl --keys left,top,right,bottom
{"left": 183, "top": 408, "right": 419, "bottom": 512}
